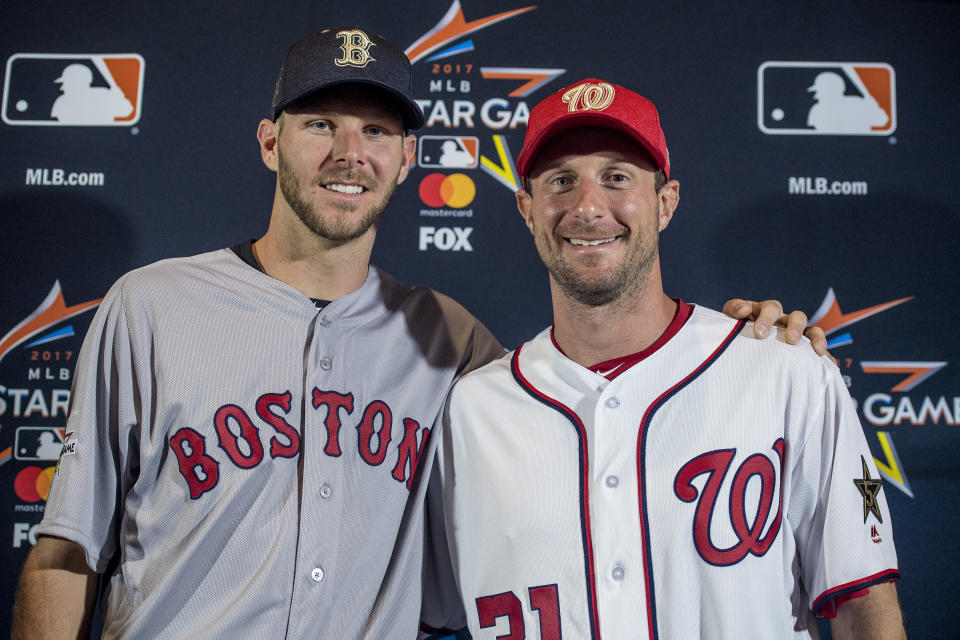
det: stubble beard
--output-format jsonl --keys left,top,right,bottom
{"left": 536, "top": 210, "right": 660, "bottom": 308}
{"left": 277, "top": 149, "right": 400, "bottom": 243}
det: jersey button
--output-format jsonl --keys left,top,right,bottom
{"left": 605, "top": 475, "right": 619, "bottom": 488}
{"left": 319, "top": 483, "right": 332, "bottom": 499}
{"left": 319, "top": 358, "right": 332, "bottom": 370}
{"left": 612, "top": 566, "right": 625, "bottom": 581}
{"left": 604, "top": 397, "right": 620, "bottom": 409}
{"left": 311, "top": 567, "right": 324, "bottom": 582}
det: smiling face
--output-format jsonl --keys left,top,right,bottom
{"left": 263, "top": 84, "right": 415, "bottom": 244}
{"left": 517, "top": 127, "right": 679, "bottom": 308}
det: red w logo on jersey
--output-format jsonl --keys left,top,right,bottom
{"left": 674, "top": 439, "right": 785, "bottom": 566}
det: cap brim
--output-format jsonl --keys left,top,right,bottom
{"left": 273, "top": 79, "right": 425, "bottom": 131}
{"left": 517, "top": 111, "right": 668, "bottom": 179}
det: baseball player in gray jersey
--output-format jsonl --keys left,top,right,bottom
{"left": 13, "top": 29, "right": 828, "bottom": 640}
{"left": 423, "top": 80, "right": 906, "bottom": 639}
{"left": 14, "top": 27, "right": 503, "bottom": 640}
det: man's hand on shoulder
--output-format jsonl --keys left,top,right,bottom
{"left": 722, "top": 298, "right": 834, "bottom": 364}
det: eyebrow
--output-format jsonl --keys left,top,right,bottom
{"left": 536, "top": 155, "right": 638, "bottom": 176}
{"left": 291, "top": 107, "right": 401, "bottom": 122}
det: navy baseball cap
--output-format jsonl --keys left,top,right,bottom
{"left": 271, "top": 27, "right": 425, "bottom": 130}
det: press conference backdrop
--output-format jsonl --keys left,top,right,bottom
{"left": 1, "top": 1, "right": 956, "bottom": 637}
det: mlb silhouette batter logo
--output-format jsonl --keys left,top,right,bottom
{"left": 418, "top": 135, "right": 480, "bottom": 169}
{"left": 2, "top": 53, "right": 144, "bottom": 126}
{"left": 14, "top": 427, "right": 65, "bottom": 461}
{"left": 757, "top": 61, "right": 895, "bottom": 135}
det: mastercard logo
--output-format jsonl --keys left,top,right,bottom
{"left": 419, "top": 173, "right": 476, "bottom": 208}
{"left": 15, "top": 466, "right": 56, "bottom": 502}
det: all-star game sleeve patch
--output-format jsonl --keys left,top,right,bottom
{"left": 55, "top": 429, "right": 78, "bottom": 476}
{"left": 853, "top": 455, "right": 884, "bottom": 524}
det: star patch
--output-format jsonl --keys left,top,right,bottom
{"left": 853, "top": 455, "right": 884, "bottom": 524}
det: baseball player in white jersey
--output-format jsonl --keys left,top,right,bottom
{"left": 423, "top": 79, "right": 905, "bottom": 639}
{"left": 12, "top": 29, "right": 829, "bottom": 638}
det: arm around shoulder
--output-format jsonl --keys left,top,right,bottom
{"left": 13, "top": 535, "right": 99, "bottom": 640}
{"left": 829, "top": 581, "right": 906, "bottom": 640}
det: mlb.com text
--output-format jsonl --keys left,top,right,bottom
{"left": 788, "top": 176, "right": 868, "bottom": 195}
{"left": 25, "top": 168, "right": 105, "bottom": 187}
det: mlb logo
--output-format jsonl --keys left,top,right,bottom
{"left": 2, "top": 53, "right": 144, "bottom": 126}
{"left": 14, "top": 427, "right": 64, "bottom": 461}
{"left": 418, "top": 135, "right": 479, "bottom": 169}
{"left": 757, "top": 62, "right": 895, "bottom": 135}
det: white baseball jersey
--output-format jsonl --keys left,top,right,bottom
{"left": 39, "top": 248, "right": 502, "bottom": 639}
{"left": 425, "top": 305, "right": 898, "bottom": 639}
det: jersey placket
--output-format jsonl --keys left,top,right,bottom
{"left": 588, "top": 374, "right": 652, "bottom": 639}
{"left": 287, "top": 307, "right": 346, "bottom": 633}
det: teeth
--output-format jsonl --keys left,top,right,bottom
{"left": 325, "top": 184, "right": 364, "bottom": 194}
{"left": 569, "top": 237, "right": 616, "bottom": 246}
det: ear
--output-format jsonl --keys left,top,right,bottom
{"left": 657, "top": 179, "right": 680, "bottom": 232}
{"left": 396, "top": 134, "right": 417, "bottom": 185}
{"left": 257, "top": 119, "right": 279, "bottom": 172}
{"left": 515, "top": 187, "right": 535, "bottom": 234}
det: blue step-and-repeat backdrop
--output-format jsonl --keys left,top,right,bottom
{"left": 1, "top": 1, "right": 957, "bottom": 637}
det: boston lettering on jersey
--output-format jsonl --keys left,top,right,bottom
{"left": 169, "top": 388, "right": 431, "bottom": 499}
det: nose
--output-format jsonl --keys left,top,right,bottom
{"left": 331, "top": 129, "right": 364, "bottom": 166}
{"left": 572, "top": 180, "right": 604, "bottom": 220}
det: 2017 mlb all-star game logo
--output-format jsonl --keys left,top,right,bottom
{"left": 0, "top": 282, "right": 100, "bottom": 476}
{"left": 404, "top": 1, "right": 566, "bottom": 254}
{"left": 407, "top": 0, "right": 563, "bottom": 193}
{"left": 811, "top": 287, "right": 955, "bottom": 499}
{"left": 2, "top": 53, "right": 144, "bottom": 126}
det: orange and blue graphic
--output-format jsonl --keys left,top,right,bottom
{"left": 0, "top": 282, "right": 99, "bottom": 469}
{"left": 809, "top": 287, "right": 912, "bottom": 349}
{"left": 480, "top": 67, "right": 566, "bottom": 98}
{"left": 0, "top": 281, "right": 101, "bottom": 367}
{"left": 860, "top": 362, "right": 948, "bottom": 393}
{"left": 858, "top": 356, "right": 950, "bottom": 499}
{"left": 3, "top": 53, "right": 145, "bottom": 126}
{"left": 405, "top": 2, "right": 561, "bottom": 196}
{"left": 809, "top": 288, "right": 948, "bottom": 499}
{"left": 758, "top": 61, "right": 896, "bottom": 135}
{"left": 405, "top": 1, "right": 564, "bottom": 96}
{"left": 405, "top": 1, "right": 536, "bottom": 64}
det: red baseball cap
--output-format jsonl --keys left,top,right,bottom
{"left": 516, "top": 78, "right": 670, "bottom": 180}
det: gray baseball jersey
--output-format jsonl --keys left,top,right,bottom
{"left": 39, "top": 248, "right": 502, "bottom": 639}
{"left": 424, "top": 305, "right": 898, "bottom": 639}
